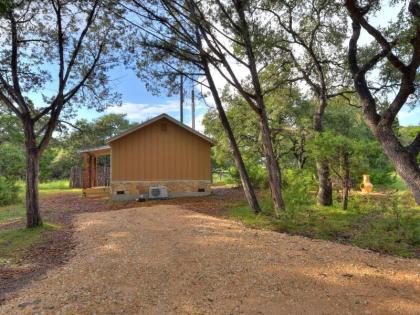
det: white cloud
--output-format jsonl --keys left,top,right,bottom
{"left": 106, "top": 100, "right": 208, "bottom": 132}
{"left": 106, "top": 100, "right": 180, "bottom": 122}
{"left": 194, "top": 112, "right": 206, "bottom": 133}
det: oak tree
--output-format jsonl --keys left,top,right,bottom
{"left": 345, "top": 0, "right": 420, "bottom": 205}
{"left": 0, "top": 0, "right": 121, "bottom": 227}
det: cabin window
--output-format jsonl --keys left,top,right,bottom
{"left": 116, "top": 190, "right": 125, "bottom": 195}
{"left": 198, "top": 188, "right": 205, "bottom": 192}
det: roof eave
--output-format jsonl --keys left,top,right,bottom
{"left": 106, "top": 113, "right": 215, "bottom": 145}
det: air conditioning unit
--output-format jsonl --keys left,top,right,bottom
{"left": 149, "top": 186, "right": 168, "bottom": 199}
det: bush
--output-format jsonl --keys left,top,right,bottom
{"left": 282, "top": 169, "right": 317, "bottom": 208}
{"left": 0, "top": 178, "right": 20, "bottom": 206}
{"left": 247, "top": 164, "right": 269, "bottom": 189}
{"left": 224, "top": 163, "right": 269, "bottom": 189}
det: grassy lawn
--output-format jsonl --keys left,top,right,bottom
{"left": 1, "top": 180, "right": 79, "bottom": 225}
{"left": 228, "top": 191, "right": 420, "bottom": 258}
{"left": 0, "top": 180, "right": 77, "bottom": 264}
{"left": 17, "top": 179, "right": 81, "bottom": 198}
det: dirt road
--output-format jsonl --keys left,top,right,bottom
{"left": 1, "top": 205, "right": 419, "bottom": 314}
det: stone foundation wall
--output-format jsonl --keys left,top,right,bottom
{"left": 111, "top": 180, "right": 211, "bottom": 200}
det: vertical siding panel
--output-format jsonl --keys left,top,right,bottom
{"left": 116, "top": 141, "right": 120, "bottom": 180}
{"left": 154, "top": 125, "right": 158, "bottom": 179}
{"left": 163, "top": 122, "right": 169, "bottom": 179}
{"left": 140, "top": 130, "right": 145, "bottom": 180}
{"left": 116, "top": 141, "right": 121, "bottom": 180}
{"left": 111, "top": 143, "right": 117, "bottom": 180}
{"left": 182, "top": 128, "right": 188, "bottom": 179}
{"left": 122, "top": 138, "right": 127, "bottom": 180}
{"left": 154, "top": 123, "right": 162, "bottom": 179}
{"left": 202, "top": 145, "right": 207, "bottom": 179}
{"left": 144, "top": 126, "right": 151, "bottom": 180}
{"left": 159, "top": 123, "right": 164, "bottom": 179}
{"left": 110, "top": 118, "right": 212, "bottom": 181}
{"left": 135, "top": 132, "right": 140, "bottom": 179}
{"left": 186, "top": 133, "right": 192, "bottom": 179}
{"left": 126, "top": 137, "right": 131, "bottom": 180}
{"left": 118, "top": 140, "right": 123, "bottom": 180}
{"left": 171, "top": 124, "right": 178, "bottom": 180}
{"left": 112, "top": 143, "right": 117, "bottom": 180}
{"left": 165, "top": 123, "right": 171, "bottom": 180}
{"left": 141, "top": 127, "right": 149, "bottom": 180}
{"left": 152, "top": 124, "right": 158, "bottom": 179}
{"left": 197, "top": 143, "right": 202, "bottom": 180}
{"left": 173, "top": 126, "right": 180, "bottom": 179}
{"left": 190, "top": 133, "right": 197, "bottom": 179}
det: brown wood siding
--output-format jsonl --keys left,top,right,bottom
{"left": 110, "top": 118, "right": 211, "bottom": 181}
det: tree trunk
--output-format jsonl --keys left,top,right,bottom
{"left": 375, "top": 126, "right": 420, "bottom": 205}
{"left": 26, "top": 146, "right": 42, "bottom": 228}
{"left": 231, "top": 1, "right": 285, "bottom": 214}
{"left": 314, "top": 96, "right": 333, "bottom": 206}
{"left": 342, "top": 151, "right": 350, "bottom": 210}
{"left": 221, "top": 108, "right": 261, "bottom": 214}
{"left": 259, "top": 108, "right": 286, "bottom": 215}
{"left": 202, "top": 59, "right": 261, "bottom": 214}
{"left": 316, "top": 160, "right": 333, "bottom": 206}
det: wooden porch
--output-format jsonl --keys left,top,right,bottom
{"left": 81, "top": 145, "right": 111, "bottom": 198}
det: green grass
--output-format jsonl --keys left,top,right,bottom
{"left": 227, "top": 191, "right": 420, "bottom": 258}
{"left": 0, "top": 204, "right": 25, "bottom": 225}
{"left": 16, "top": 179, "right": 81, "bottom": 199}
{"left": 39, "top": 179, "right": 71, "bottom": 190}
{"left": 228, "top": 204, "right": 274, "bottom": 229}
{"left": 0, "top": 223, "right": 57, "bottom": 263}
{"left": 1, "top": 180, "right": 80, "bottom": 227}
{"left": 388, "top": 176, "right": 408, "bottom": 191}
{"left": 212, "top": 173, "right": 231, "bottom": 185}
{"left": 0, "top": 180, "right": 76, "bottom": 265}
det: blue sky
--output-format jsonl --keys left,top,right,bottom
{"left": 76, "top": 65, "right": 419, "bottom": 129}
{"left": 74, "top": 4, "right": 420, "bottom": 130}
{"left": 29, "top": 3, "right": 419, "bottom": 130}
{"left": 76, "top": 66, "right": 209, "bottom": 132}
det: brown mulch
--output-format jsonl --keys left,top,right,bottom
{"left": 0, "top": 187, "right": 245, "bottom": 303}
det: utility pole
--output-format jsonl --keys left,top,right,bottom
{"left": 179, "top": 75, "right": 184, "bottom": 123}
{"left": 191, "top": 85, "right": 195, "bottom": 130}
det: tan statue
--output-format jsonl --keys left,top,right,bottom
{"left": 360, "top": 174, "right": 373, "bottom": 193}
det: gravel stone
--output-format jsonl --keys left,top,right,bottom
{"left": 0, "top": 205, "right": 419, "bottom": 314}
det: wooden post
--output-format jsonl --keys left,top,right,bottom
{"left": 82, "top": 153, "right": 91, "bottom": 189}
{"left": 89, "top": 155, "right": 93, "bottom": 188}
{"left": 93, "top": 156, "right": 97, "bottom": 187}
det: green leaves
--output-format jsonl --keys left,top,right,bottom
{"left": 0, "top": 0, "right": 11, "bottom": 16}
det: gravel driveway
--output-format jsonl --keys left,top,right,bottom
{"left": 1, "top": 205, "right": 419, "bottom": 314}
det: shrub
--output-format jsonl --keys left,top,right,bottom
{"left": 247, "top": 164, "right": 269, "bottom": 189}
{"left": 282, "top": 169, "right": 317, "bottom": 208}
{"left": 0, "top": 178, "right": 20, "bottom": 206}
{"left": 224, "top": 163, "right": 270, "bottom": 189}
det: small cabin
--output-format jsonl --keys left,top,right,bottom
{"left": 80, "top": 114, "right": 213, "bottom": 200}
